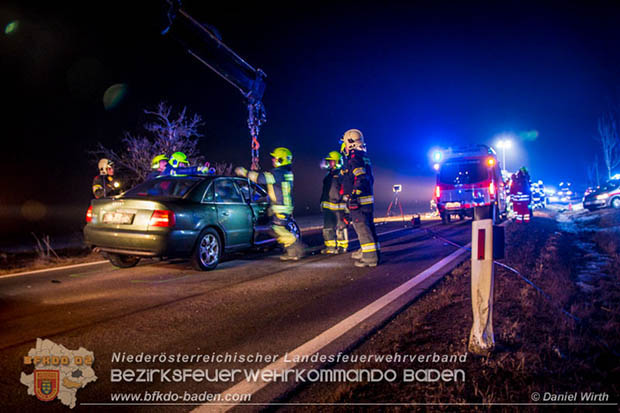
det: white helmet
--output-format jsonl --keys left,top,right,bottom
{"left": 98, "top": 158, "right": 113, "bottom": 175}
{"left": 340, "top": 129, "right": 366, "bottom": 153}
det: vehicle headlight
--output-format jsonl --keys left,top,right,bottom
{"left": 596, "top": 193, "right": 609, "bottom": 200}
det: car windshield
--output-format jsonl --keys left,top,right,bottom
{"left": 601, "top": 180, "right": 619, "bottom": 192}
{"left": 123, "top": 178, "right": 200, "bottom": 198}
{"left": 439, "top": 159, "right": 489, "bottom": 185}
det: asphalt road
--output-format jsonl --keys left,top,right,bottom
{"left": 0, "top": 218, "right": 472, "bottom": 412}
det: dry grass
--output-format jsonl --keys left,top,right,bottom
{"left": 0, "top": 247, "right": 101, "bottom": 275}
{"left": 282, "top": 212, "right": 620, "bottom": 411}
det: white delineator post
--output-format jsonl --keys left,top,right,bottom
{"left": 469, "top": 216, "right": 495, "bottom": 355}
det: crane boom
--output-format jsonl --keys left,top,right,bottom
{"left": 161, "top": 0, "right": 266, "bottom": 170}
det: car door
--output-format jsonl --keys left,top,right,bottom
{"left": 234, "top": 178, "right": 272, "bottom": 244}
{"left": 213, "top": 178, "right": 253, "bottom": 248}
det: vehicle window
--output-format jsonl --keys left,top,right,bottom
{"left": 214, "top": 179, "right": 243, "bottom": 203}
{"left": 439, "top": 160, "right": 490, "bottom": 185}
{"left": 202, "top": 182, "right": 215, "bottom": 203}
{"left": 235, "top": 179, "right": 267, "bottom": 203}
{"left": 123, "top": 178, "right": 200, "bottom": 198}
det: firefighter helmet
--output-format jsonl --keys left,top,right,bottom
{"left": 169, "top": 152, "right": 189, "bottom": 168}
{"left": 151, "top": 154, "right": 169, "bottom": 169}
{"left": 340, "top": 129, "right": 366, "bottom": 153}
{"left": 270, "top": 147, "right": 292, "bottom": 167}
{"left": 98, "top": 159, "right": 113, "bottom": 175}
{"left": 325, "top": 151, "right": 343, "bottom": 167}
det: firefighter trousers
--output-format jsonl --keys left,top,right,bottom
{"left": 351, "top": 206, "right": 379, "bottom": 263}
{"left": 322, "top": 209, "right": 348, "bottom": 251}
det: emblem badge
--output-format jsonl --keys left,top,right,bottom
{"left": 34, "top": 370, "right": 59, "bottom": 402}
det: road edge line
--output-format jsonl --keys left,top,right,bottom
{"left": 193, "top": 242, "right": 470, "bottom": 413}
{"left": 0, "top": 260, "right": 109, "bottom": 279}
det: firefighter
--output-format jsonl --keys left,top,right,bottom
{"left": 235, "top": 147, "right": 304, "bottom": 261}
{"left": 320, "top": 151, "right": 348, "bottom": 254}
{"left": 509, "top": 167, "right": 532, "bottom": 222}
{"left": 340, "top": 129, "right": 379, "bottom": 267}
{"left": 147, "top": 154, "right": 169, "bottom": 180}
{"left": 92, "top": 158, "right": 121, "bottom": 199}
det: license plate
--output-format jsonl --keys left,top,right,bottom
{"left": 103, "top": 212, "right": 134, "bottom": 224}
{"left": 446, "top": 202, "right": 461, "bottom": 209}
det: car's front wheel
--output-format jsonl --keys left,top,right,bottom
{"left": 611, "top": 197, "right": 620, "bottom": 209}
{"left": 104, "top": 252, "right": 140, "bottom": 268}
{"left": 192, "top": 228, "right": 221, "bottom": 271}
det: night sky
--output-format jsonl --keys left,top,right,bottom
{"left": 2, "top": 1, "right": 619, "bottom": 242}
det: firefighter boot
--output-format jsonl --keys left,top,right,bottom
{"left": 280, "top": 240, "right": 304, "bottom": 261}
{"left": 354, "top": 258, "right": 378, "bottom": 268}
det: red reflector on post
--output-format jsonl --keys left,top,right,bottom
{"left": 435, "top": 185, "right": 440, "bottom": 199}
{"left": 149, "top": 210, "right": 175, "bottom": 227}
{"left": 477, "top": 228, "right": 485, "bottom": 260}
{"left": 86, "top": 206, "right": 93, "bottom": 223}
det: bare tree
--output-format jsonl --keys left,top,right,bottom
{"left": 597, "top": 110, "right": 620, "bottom": 179}
{"left": 93, "top": 102, "right": 205, "bottom": 185}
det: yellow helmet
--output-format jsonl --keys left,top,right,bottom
{"left": 151, "top": 154, "right": 169, "bottom": 169}
{"left": 169, "top": 152, "right": 189, "bottom": 168}
{"left": 270, "top": 147, "right": 292, "bottom": 167}
{"left": 325, "top": 151, "right": 343, "bottom": 168}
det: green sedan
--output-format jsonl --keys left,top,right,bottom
{"left": 84, "top": 175, "right": 300, "bottom": 270}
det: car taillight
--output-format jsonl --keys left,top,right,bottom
{"left": 86, "top": 206, "right": 93, "bottom": 223}
{"left": 435, "top": 185, "right": 441, "bottom": 199}
{"left": 149, "top": 210, "right": 175, "bottom": 227}
{"left": 489, "top": 182, "right": 495, "bottom": 197}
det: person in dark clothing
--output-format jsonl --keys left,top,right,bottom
{"left": 510, "top": 167, "right": 532, "bottom": 222}
{"left": 92, "top": 159, "right": 121, "bottom": 198}
{"left": 235, "top": 147, "right": 304, "bottom": 261}
{"left": 320, "top": 151, "right": 348, "bottom": 254}
{"left": 340, "top": 129, "right": 379, "bottom": 267}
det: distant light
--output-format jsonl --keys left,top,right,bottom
{"left": 103, "top": 83, "right": 128, "bottom": 110}
{"left": 611, "top": 173, "right": 620, "bottom": 180}
{"left": 433, "top": 163, "right": 440, "bottom": 171}
{"left": 432, "top": 151, "right": 442, "bottom": 162}
{"left": 487, "top": 158, "right": 495, "bottom": 166}
{"left": 5, "top": 20, "right": 19, "bottom": 35}
{"left": 496, "top": 139, "right": 512, "bottom": 149}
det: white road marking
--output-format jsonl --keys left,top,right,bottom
{"left": 0, "top": 260, "right": 109, "bottom": 279}
{"left": 193, "top": 242, "right": 470, "bottom": 413}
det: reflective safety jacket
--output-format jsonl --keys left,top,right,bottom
{"left": 92, "top": 175, "right": 121, "bottom": 199}
{"left": 320, "top": 168, "right": 344, "bottom": 211}
{"left": 248, "top": 165, "right": 294, "bottom": 215}
{"left": 341, "top": 149, "right": 374, "bottom": 206}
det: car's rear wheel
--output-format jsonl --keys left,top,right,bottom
{"left": 611, "top": 197, "right": 620, "bottom": 209}
{"left": 192, "top": 228, "right": 221, "bottom": 271}
{"left": 105, "top": 253, "right": 140, "bottom": 268}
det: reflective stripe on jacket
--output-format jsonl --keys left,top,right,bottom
{"left": 248, "top": 165, "right": 294, "bottom": 215}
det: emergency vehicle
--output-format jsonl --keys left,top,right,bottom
{"left": 433, "top": 145, "right": 507, "bottom": 223}
{"left": 583, "top": 179, "right": 620, "bottom": 210}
